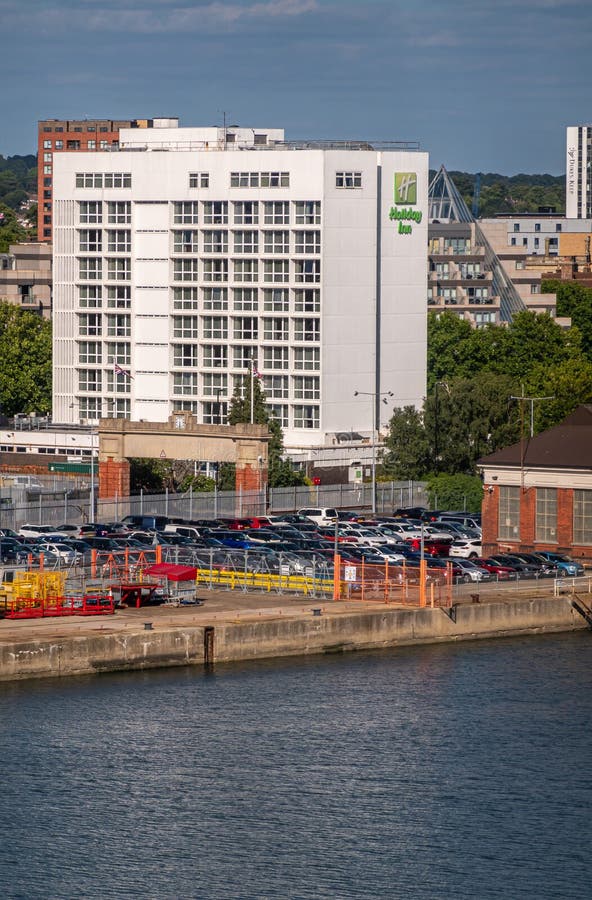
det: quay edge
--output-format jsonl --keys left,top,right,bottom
{"left": 0, "top": 595, "right": 588, "bottom": 682}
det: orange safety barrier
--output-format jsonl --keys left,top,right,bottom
{"left": 333, "top": 558, "right": 452, "bottom": 608}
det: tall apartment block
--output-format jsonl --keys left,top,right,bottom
{"left": 52, "top": 123, "right": 428, "bottom": 448}
{"left": 566, "top": 125, "right": 592, "bottom": 219}
{"left": 37, "top": 117, "right": 177, "bottom": 240}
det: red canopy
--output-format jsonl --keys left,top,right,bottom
{"left": 143, "top": 563, "right": 197, "bottom": 582}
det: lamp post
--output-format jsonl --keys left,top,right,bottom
{"left": 353, "top": 389, "right": 394, "bottom": 515}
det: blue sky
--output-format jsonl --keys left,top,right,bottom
{"left": 1, "top": 0, "right": 590, "bottom": 174}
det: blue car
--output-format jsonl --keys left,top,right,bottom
{"left": 535, "top": 552, "right": 585, "bottom": 577}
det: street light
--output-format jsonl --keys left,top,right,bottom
{"left": 353, "top": 389, "right": 394, "bottom": 515}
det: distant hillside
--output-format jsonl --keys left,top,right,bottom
{"left": 431, "top": 170, "right": 565, "bottom": 218}
{"left": 0, "top": 155, "right": 37, "bottom": 211}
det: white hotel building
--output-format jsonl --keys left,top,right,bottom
{"left": 52, "top": 123, "right": 428, "bottom": 449}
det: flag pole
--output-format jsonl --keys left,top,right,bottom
{"left": 250, "top": 357, "right": 254, "bottom": 425}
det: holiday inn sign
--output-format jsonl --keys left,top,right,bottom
{"left": 389, "top": 172, "right": 422, "bottom": 234}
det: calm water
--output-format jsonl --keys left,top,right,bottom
{"left": 0, "top": 633, "right": 591, "bottom": 899}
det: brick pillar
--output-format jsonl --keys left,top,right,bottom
{"left": 519, "top": 487, "right": 536, "bottom": 550}
{"left": 481, "top": 484, "right": 498, "bottom": 555}
{"left": 235, "top": 463, "right": 268, "bottom": 493}
{"left": 99, "top": 459, "right": 130, "bottom": 499}
{"left": 557, "top": 488, "right": 573, "bottom": 549}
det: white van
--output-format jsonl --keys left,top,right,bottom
{"left": 297, "top": 507, "right": 338, "bottom": 526}
{"left": 163, "top": 524, "right": 201, "bottom": 540}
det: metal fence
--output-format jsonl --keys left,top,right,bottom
{"left": 0, "top": 480, "right": 428, "bottom": 530}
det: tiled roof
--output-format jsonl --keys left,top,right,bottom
{"left": 478, "top": 405, "right": 592, "bottom": 470}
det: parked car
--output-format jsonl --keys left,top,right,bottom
{"left": 452, "top": 559, "right": 493, "bottom": 583}
{"left": 449, "top": 539, "right": 483, "bottom": 559}
{"left": 474, "top": 558, "right": 519, "bottom": 580}
{"left": 297, "top": 507, "right": 338, "bottom": 526}
{"left": 19, "top": 524, "right": 69, "bottom": 539}
{"left": 533, "top": 552, "right": 586, "bottom": 577}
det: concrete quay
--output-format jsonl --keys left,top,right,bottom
{"left": 0, "top": 582, "right": 589, "bottom": 682}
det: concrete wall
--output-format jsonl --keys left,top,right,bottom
{"left": 0, "top": 596, "right": 586, "bottom": 682}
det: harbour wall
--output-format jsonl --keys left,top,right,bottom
{"left": 0, "top": 595, "right": 588, "bottom": 682}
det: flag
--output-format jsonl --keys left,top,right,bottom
{"left": 114, "top": 363, "right": 133, "bottom": 379}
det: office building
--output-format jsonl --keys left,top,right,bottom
{"left": 0, "top": 242, "right": 52, "bottom": 317}
{"left": 52, "top": 123, "right": 429, "bottom": 448}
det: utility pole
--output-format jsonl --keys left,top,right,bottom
{"left": 510, "top": 387, "right": 554, "bottom": 490}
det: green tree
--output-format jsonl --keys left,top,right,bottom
{"left": 426, "top": 473, "right": 484, "bottom": 513}
{"left": 227, "top": 374, "right": 307, "bottom": 488}
{"left": 0, "top": 203, "right": 29, "bottom": 252}
{"left": 129, "top": 458, "right": 175, "bottom": 493}
{"left": 382, "top": 406, "right": 430, "bottom": 480}
{"left": 0, "top": 303, "right": 52, "bottom": 415}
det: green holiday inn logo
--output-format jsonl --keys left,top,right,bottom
{"left": 390, "top": 172, "right": 422, "bottom": 234}
{"left": 394, "top": 172, "right": 417, "bottom": 205}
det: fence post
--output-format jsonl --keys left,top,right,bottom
{"left": 189, "top": 486, "right": 193, "bottom": 521}
{"left": 140, "top": 488, "right": 144, "bottom": 515}
{"left": 165, "top": 487, "right": 169, "bottom": 516}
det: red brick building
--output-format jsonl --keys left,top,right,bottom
{"left": 37, "top": 118, "right": 152, "bottom": 241}
{"left": 479, "top": 405, "right": 592, "bottom": 563}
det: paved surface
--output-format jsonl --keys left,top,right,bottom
{"left": 0, "top": 578, "right": 578, "bottom": 644}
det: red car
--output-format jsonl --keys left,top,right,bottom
{"left": 407, "top": 537, "right": 452, "bottom": 557}
{"left": 474, "top": 558, "right": 517, "bottom": 580}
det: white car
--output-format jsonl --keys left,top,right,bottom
{"left": 18, "top": 524, "right": 69, "bottom": 539}
{"left": 37, "top": 542, "right": 84, "bottom": 564}
{"left": 449, "top": 539, "right": 483, "bottom": 559}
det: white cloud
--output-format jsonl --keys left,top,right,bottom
{"left": 3, "top": 0, "right": 319, "bottom": 34}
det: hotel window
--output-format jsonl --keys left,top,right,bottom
{"left": 202, "top": 345, "right": 228, "bottom": 368}
{"left": 335, "top": 172, "right": 362, "bottom": 188}
{"left": 203, "top": 401, "right": 228, "bottom": 424}
{"left": 294, "top": 376, "right": 320, "bottom": 400}
{"left": 79, "top": 201, "right": 102, "bottom": 224}
{"left": 263, "top": 260, "right": 289, "bottom": 283}
{"left": 233, "top": 201, "right": 259, "bottom": 225}
{"left": 107, "top": 314, "right": 131, "bottom": 337}
{"left": 78, "top": 369, "right": 102, "bottom": 392}
{"left": 79, "top": 397, "right": 101, "bottom": 419}
{"left": 233, "top": 317, "right": 258, "bottom": 340}
{"left": 233, "top": 230, "right": 259, "bottom": 254}
{"left": 294, "top": 318, "right": 320, "bottom": 342}
{"left": 79, "top": 285, "right": 102, "bottom": 308}
{"left": 202, "top": 317, "right": 228, "bottom": 340}
{"left": 67, "top": 140, "right": 81, "bottom": 150}
{"left": 233, "top": 259, "right": 258, "bottom": 283}
{"left": 261, "top": 172, "right": 289, "bottom": 187}
{"left": 107, "top": 230, "right": 131, "bottom": 252}
{"left": 264, "top": 202, "right": 290, "bottom": 225}
{"left": 107, "top": 286, "right": 131, "bottom": 308}
{"left": 43, "top": 140, "right": 52, "bottom": 149}
{"left": 99, "top": 140, "right": 109, "bottom": 150}
{"left": 263, "top": 288, "right": 289, "bottom": 311}
{"left": 79, "top": 230, "right": 102, "bottom": 252}
{"left": 233, "top": 288, "right": 258, "bottom": 311}
{"left": 55, "top": 140, "right": 63, "bottom": 150}
{"left": 293, "top": 405, "right": 320, "bottom": 428}
{"left": 105, "top": 370, "right": 131, "bottom": 394}
{"left": 173, "top": 287, "right": 199, "bottom": 309}
{"left": 268, "top": 404, "right": 289, "bottom": 428}
{"left": 230, "top": 172, "right": 259, "bottom": 188}
{"left": 174, "top": 259, "right": 199, "bottom": 282}
{"left": 295, "top": 201, "right": 321, "bottom": 224}
{"left": 43, "top": 152, "right": 52, "bottom": 162}
{"left": 173, "top": 230, "right": 199, "bottom": 253}
{"left": 203, "top": 230, "right": 228, "bottom": 254}
{"left": 536, "top": 488, "right": 557, "bottom": 543}
{"left": 87, "top": 140, "right": 96, "bottom": 150}
{"left": 263, "top": 318, "right": 289, "bottom": 341}
{"left": 105, "top": 398, "right": 131, "bottom": 418}
{"left": 79, "top": 257, "right": 102, "bottom": 280}
{"left": 263, "top": 346, "right": 289, "bottom": 370}
{"left": 173, "top": 344, "right": 199, "bottom": 367}
{"left": 232, "top": 346, "right": 257, "bottom": 369}
{"left": 203, "top": 287, "right": 228, "bottom": 310}
{"left": 294, "top": 347, "right": 320, "bottom": 370}
{"left": 107, "top": 258, "right": 131, "bottom": 281}
{"left": 173, "top": 372, "right": 198, "bottom": 395}
{"left": 264, "top": 230, "right": 289, "bottom": 254}
{"left": 105, "top": 172, "right": 131, "bottom": 188}
{"left": 78, "top": 313, "right": 102, "bottom": 336}
{"left": 174, "top": 201, "right": 199, "bottom": 224}
{"left": 263, "top": 375, "right": 289, "bottom": 399}
{"left": 202, "top": 259, "right": 228, "bottom": 283}
{"left": 574, "top": 490, "right": 592, "bottom": 544}
{"left": 107, "top": 201, "right": 131, "bottom": 224}
{"left": 202, "top": 373, "right": 228, "bottom": 397}
{"left": 294, "top": 231, "right": 321, "bottom": 254}
{"left": 203, "top": 201, "right": 228, "bottom": 224}
{"left": 78, "top": 342, "right": 102, "bottom": 364}
{"left": 498, "top": 485, "right": 520, "bottom": 540}
{"left": 295, "top": 260, "right": 320, "bottom": 283}
{"left": 173, "top": 316, "right": 199, "bottom": 339}
{"left": 189, "top": 173, "right": 209, "bottom": 189}
{"left": 294, "top": 289, "right": 319, "bottom": 313}
{"left": 106, "top": 343, "right": 131, "bottom": 365}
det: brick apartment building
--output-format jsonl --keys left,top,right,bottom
{"left": 479, "top": 405, "right": 592, "bottom": 562}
